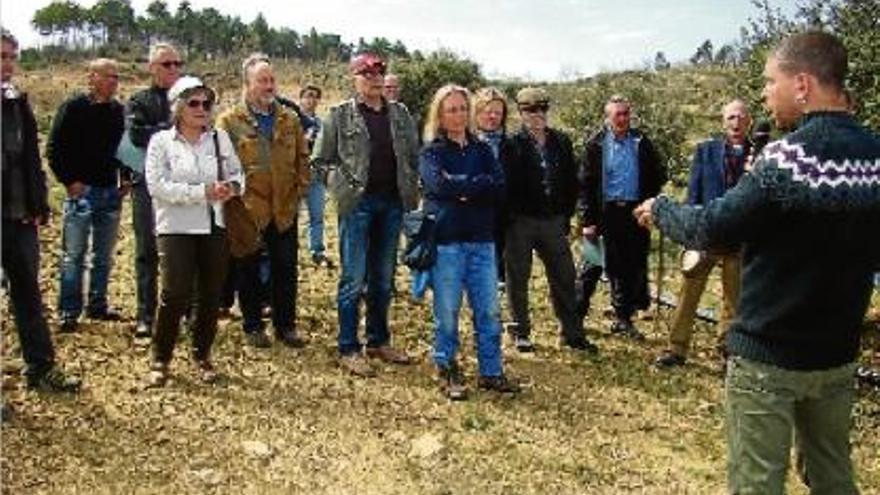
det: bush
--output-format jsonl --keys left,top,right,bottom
{"left": 391, "top": 49, "right": 485, "bottom": 135}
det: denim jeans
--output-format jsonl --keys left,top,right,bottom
{"left": 2, "top": 220, "right": 56, "bottom": 377}
{"left": 337, "top": 194, "right": 402, "bottom": 355}
{"left": 131, "top": 175, "right": 158, "bottom": 325}
{"left": 725, "top": 357, "right": 859, "bottom": 495}
{"left": 240, "top": 222, "right": 297, "bottom": 334}
{"left": 304, "top": 178, "right": 327, "bottom": 256}
{"left": 58, "top": 185, "right": 122, "bottom": 320}
{"left": 431, "top": 242, "right": 503, "bottom": 377}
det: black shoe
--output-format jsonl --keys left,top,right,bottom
{"left": 610, "top": 320, "right": 645, "bottom": 341}
{"left": 513, "top": 335, "right": 535, "bottom": 353}
{"left": 245, "top": 331, "right": 272, "bottom": 348}
{"left": 58, "top": 319, "right": 78, "bottom": 333}
{"left": 276, "top": 329, "right": 306, "bottom": 348}
{"left": 133, "top": 321, "right": 152, "bottom": 339}
{"left": 87, "top": 309, "right": 124, "bottom": 322}
{"left": 438, "top": 362, "right": 468, "bottom": 401}
{"left": 655, "top": 351, "right": 687, "bottom": 369}
{"left": 311, "top": 253, "right": 336, "bottom": 269}
{"left": 478, "top": 374, "right": 520, "bottom": 394}
{"left": 563, "top": 337, "right": 599, "bottom": 355}
{"left": 27, "top": 368, "right": 81, "bottom": 393}
{"left": 856, "top": 366, "right": 880, "bottom": 389}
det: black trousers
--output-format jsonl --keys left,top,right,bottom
{"left": 1, "top": 219, "right": 56, "bottom": 377}
{"left": 505, "top": 214, "right": 584, "bottom": 343}
{"left": 576, "top": 202, "right": 650, "bottom": 321}
{"left": 154, "top": 230, "right": 228, "bottom": 364}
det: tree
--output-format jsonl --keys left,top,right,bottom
{"left": 393, "top": 49, "right": 484, "bottom": 127}
{"left": 653, "top": 51, "right": 670, "bottom": 71}
{"left": 690, "top": 39, "right": 714, "bottom": 66}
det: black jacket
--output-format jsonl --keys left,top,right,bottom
{"left": 1, "top": 92, "right": 49, "bottom": 219}
{"left": 578, "top": 127, "right": 666, "bottom": 230}
{"left": 501, "top": 126, "right": 578, "bottom": 219}
{"left": 127, "top": 85, "right": 171, "bottom": 149}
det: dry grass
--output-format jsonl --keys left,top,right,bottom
{"left": 2, "top": 64, "right": 879, "bottom": 495}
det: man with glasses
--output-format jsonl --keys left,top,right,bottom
{"left": 48, "top": 58, "right": 128, "bottom": 333}
{"left": 312, "top": 53, "right": 420, "bottom": 377}
{"left": 124, "top": 42, "right": 183, "bottom": 341}
{"left": 216, "top": 53, "right": 310, "bottom": 349}
{"left": 577, "top": 95, "right": 666, "bottom": 340}
{"left": 2, "top": 30, "right": 80, "bottom": 394}
{"left": 500, "top": 87, "right": 598, "bottom": 354}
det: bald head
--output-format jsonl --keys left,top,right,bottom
{"left": 722, "top": 99, "right": 751, "bottom": 144}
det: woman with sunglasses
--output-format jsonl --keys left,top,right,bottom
{"left": 144, "top": 76, "right": 243, "bottom": 387}
{"left": 420, "top": 84, "right": 517, "bottom": 400}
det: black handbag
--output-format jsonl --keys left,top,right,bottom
{"left": 402, "top": 209, "right": 439, "bottom": 271}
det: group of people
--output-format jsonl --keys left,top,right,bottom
{"left": 2, "top": 27, "right": 879, "bottom": 494}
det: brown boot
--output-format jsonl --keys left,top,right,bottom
{"left": 365, "top": 345, "right": 412, "bottom": 364}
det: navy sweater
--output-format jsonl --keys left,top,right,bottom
{"left": 419, "top": 134, "right": 505, "bottom": 245}
{"left": 654, "top": 112, "right": 880, "bottom": 370}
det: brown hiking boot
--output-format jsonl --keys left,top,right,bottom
{"left": 365, "top": 345, "right": 412, "bottom": 364}
{"left": 339, "top": 353, "right": 376, "bottom": 377}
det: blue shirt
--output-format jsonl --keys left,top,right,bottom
{"left": 603, "top": 131, "right": 639, "bottom": 201}
{"left": 251, "top": 105, "right": 275, "bottom": 138}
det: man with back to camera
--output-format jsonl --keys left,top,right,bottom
{"left": 635, "top": 31, "right": 880, "bottom": 494}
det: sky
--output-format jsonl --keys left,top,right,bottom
{"left": 1, "top": 0, "right": 801, "bottom": 81}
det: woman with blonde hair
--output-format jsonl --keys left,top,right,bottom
{"left": 473, "top": 87, "right": 510, "bottom": 289}
{"left": 145, "top": 76, "right": 243, "bottom": 386}
{"left": 419, "top": 84, "right": 517, "bottom": 400}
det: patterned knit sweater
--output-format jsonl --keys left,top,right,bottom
{"left": 653, "top": 111, "right": 880, "bottom": 370}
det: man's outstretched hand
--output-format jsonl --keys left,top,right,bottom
{"left": 633, "top": 198, "right": 656, "bottom": 229}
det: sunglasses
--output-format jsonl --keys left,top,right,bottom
{"left": 520, "top": 103, "right": 549, "bottom": 113}
{"left": 159, "top": 60, "right": 185, "bottom": 69}
{"left": 355, "top": 68, "right": 386, "bottom": 78}
{"left": 186, "top": 98, "right": 213, "bottom": 111}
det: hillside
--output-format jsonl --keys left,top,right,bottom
{"left": 2, "top": 61, "right": 879, "bottom": 494}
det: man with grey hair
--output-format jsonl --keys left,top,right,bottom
{"left": 124, "top": 42, "right": 184, "bottom": 340}
{"left": 216, "top": 53, "right": 311, "bottom": 349}
{"left": 312, "top": 53, "right": 419, "bottom": 377}
{"left": 577, "top": 94, "right": 666, "bottom": 340}
{"left": 655, "top": 99, "right": 752, "bottom": 369}
{"left": 48, "top": 57, "right": 127, "bottom": 333}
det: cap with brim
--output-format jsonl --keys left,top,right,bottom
{"left": 516, "top": 87, "right": 550, "bottom": 107}
{"left": 168, "top": 75, "right": 215, "bottom": 105}
{"left": 349, "top": 53, "right": 387, "bottom": 75}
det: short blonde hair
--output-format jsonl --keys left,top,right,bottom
{"left": 422, "top": 84, "right": 472, "bottom": 143}
{"left": 472, "top": 86, "right": 508, "bottom": 131}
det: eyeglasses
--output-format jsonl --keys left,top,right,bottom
{"left": 186, "top": 98, "right": 213, "bottom": 111}
{"left": 520, "top": 103, "right": 549, "bottom": 114}
{"left": 355, "top": 69, "right": 386, "bottom": 78}
{"left": 159, "top": 60, "right": 185, "bottom": 69}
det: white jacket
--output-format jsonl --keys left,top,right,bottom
{"left": 145, "top": 127, "right": 243, "bottom": 235}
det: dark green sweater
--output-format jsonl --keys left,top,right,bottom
{"left": 653, "top": 112, "right": 880, "bottom": 370}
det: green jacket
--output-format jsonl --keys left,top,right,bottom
{"left": 311, "top": 98, "right": 419, "bottom": 216}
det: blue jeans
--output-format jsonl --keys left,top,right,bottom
{"left": 431, "top": 242, "right": 503, "bottom": 377}
{"left": 2, "top": 220, "right": 56, "bottom": 377}
{"left": 337, "top": 194, "right": 402, "bottom": 355}
{"left": 58, "top": 186, "right": 122, "bottom": 320}
{"left": 240, "top": 222, "right": 297, "bottom": 333}
{"left": 131, "top": 175, "right": 158, "bottom": 325}
{"left": 304, "top": 179, "right": 326, "bottom": 256}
